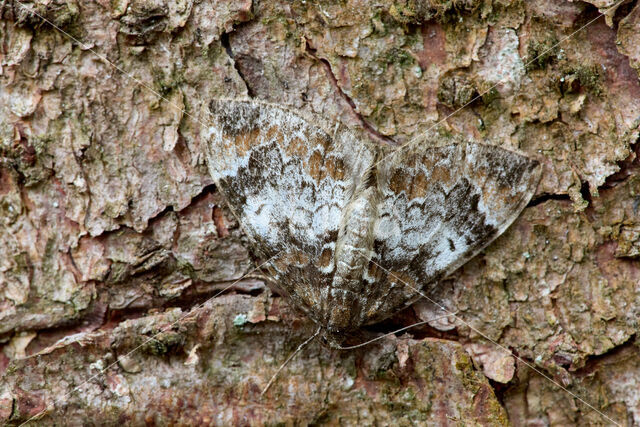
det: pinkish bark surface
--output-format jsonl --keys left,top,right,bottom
{"left": 1, "top": 0, "right": 639, "bottom": 425}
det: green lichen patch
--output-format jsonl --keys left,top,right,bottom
{"left": 151, "top": 66, "right": 186, "bottom": 99}
{"left": 233, "top": 313, "right": 248, "bottom": 327}
{"left": 437, "top": 71, "right": 478, "bottom": 108}
{"left": 480, "top": 86, "right": 500, "bottom": 105}
{"left": 525, "top": 36, "right": 560, "bottom": 71}
{"left": 388, "top": 0, "right": 484, "bottom": 25}
{"left": 384, "top": 46, "right": 415, "bottom": 68}
{"left": 142, "top": 330, "right": 186, "bottom": 356}
{"left": 13, "top": 0, "right": 80, "bottom": 29}
{"left": 560, "top": 65, "right": 602, "bottom": 96}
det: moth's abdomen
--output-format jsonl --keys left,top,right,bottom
{"left": 326, "top": 185, "right": 378, "bottom": 333}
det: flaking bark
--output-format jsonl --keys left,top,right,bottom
{"left": 1, "top": 0, "right": 640, "bottom": 425}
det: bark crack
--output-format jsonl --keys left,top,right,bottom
{"left": 220, "top": 31, "right": 254, "bottom": 97}
{"left": 527, "top": 193, "right": 572, "bottom": 207}
{"left": 304, "top": 42, "right": 397, "bottom": 146}
{"left": 576, "top": 334, "right": 637, "bottom": 373}
{"left": 599, "top": 136, "right": 640, "bottom": 190}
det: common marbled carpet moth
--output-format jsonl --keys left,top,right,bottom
{"left": 204, "top": 99, "right": 541, "bottom": 347}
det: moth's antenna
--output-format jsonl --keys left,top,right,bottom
{"left": 336, "top": 312, "right": 456, "bottom": 350}
{"left": 261, "top": 326, "right": 322, "bottom": 397}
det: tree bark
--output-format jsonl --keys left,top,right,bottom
{"left": 1, "top": 0, "right": 639, "bottom": 424}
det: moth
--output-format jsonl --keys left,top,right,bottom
{"left": 204, "top": 99, "right": 541, "bottom": 348}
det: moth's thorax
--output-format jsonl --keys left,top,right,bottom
{"left": 328, "top": 184, "right": 378, "bottom": 332}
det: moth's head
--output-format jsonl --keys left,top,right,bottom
{"left": 321, "top": 301, "right": 355, "bottom": 349}
{"left": 320, "top": 327, "right": 346, "bottom": 349}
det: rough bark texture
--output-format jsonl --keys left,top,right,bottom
{"left": 1, "top": 0, "right": 639, "bottom": 425}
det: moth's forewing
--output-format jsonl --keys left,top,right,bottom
{"left": 203, "top": 99, "right": 375, "bottom": 325}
